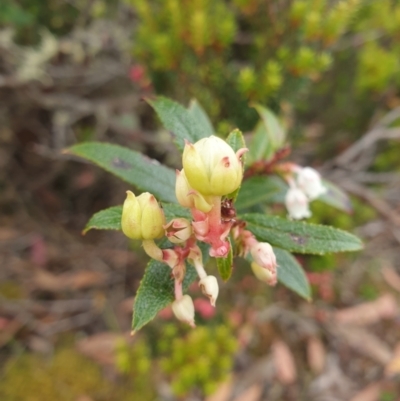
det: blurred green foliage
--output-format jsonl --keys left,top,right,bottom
{"left": 355, "top": 0, "right": 400, "bottom": 93}
{"left": 114, "top": 337, "right": 155, "bottom": 399}
{"left": 3, "top": 0, "right": 400, "bottom": 133}
{"left": 0, "top": 343, "right": 155, "bottom": 401}
{"left": 126, "top": 0, "right": 363, "bottom": 129}
{"left": 158, "top": 324, "right": 237, "bottom": 397}
{"left": 0, "top": 0, "right": 78, "bottom": 43}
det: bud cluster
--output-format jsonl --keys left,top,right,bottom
{"left": 121, "top": 135, "right": 248, "bottom": 327}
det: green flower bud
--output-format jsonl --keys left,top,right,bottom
{"left": 121, "top": 191, "right": 165, "bottom": 240}
{"left": 182, "top": 136, "right": 244, "bottom": 196}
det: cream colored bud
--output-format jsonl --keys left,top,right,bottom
{"left": 175, "top": 169, "right": 213, "bottom": 212}
{"left": 182, "top": 136, "right": 245, "bottom": 196}
{"left": 121, "top": 191, "right": 165, "bottom": 240}
{"left": 251, "top": 262, "right": 277, "bottom": 286}
{"left": 199, "top": 275, "right": 219, "bottom": 306}
{"left": 171, "top": 295, "right": 195, "bottom": 327}
{"left": 250, "top": 242, "right": 277, "bottom": 272}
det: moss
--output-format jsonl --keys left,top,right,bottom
{"left": 158, "top": 324, "right": 238, "bottom": 397}
{"left": 0, "top": 345, "right": 155, "bottom": 401}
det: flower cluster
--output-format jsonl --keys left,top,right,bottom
{"left": 284, "top": 166, "right": 327, "bottom": 220}
{"left": 121, "top": 135, "right": 278, "bottom": 327}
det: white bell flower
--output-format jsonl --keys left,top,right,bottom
{"left": 296, "top": 167, "right": 327, "bottom": 200}
{"left": 199, "top": 275, "right": 219, "bottom": 306}
{"left": 171, "top": 295, "right": 195, "bottom": 327}
{"left": 285, "top": 186, "right": 311, "bottom": 220}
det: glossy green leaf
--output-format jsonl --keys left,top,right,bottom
{"left": 274, "top": 247, "right": 311, "bottom": 300}
{"left": 83, "top": 206, "right": 122, "bottom": 234}
{"left": 236, "top": 176, "right": 282, "bottom": 210}
{"left": 146, "top": 96, "right": 208, "bottom": 152}
{"left": 188, "top": 99, "right": 214, "bottom": 137}
{"left": 242, "top": 213, "right": 363, "bottom": 254}
{"left": 132, "top": 243, "right": 209, "bottom": 331}
{"left": 216, "top": 238, "right": 233, "bottom": 281}
{"left": 66, "top": 142, "right": 177, "bottom": 203}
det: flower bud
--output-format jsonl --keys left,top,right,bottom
{"left": 199, "top": 275, "right": 219, "bottom": 306}
{"left": 175, "top": 169, "right": 212, "bottom": 212}
{"left": 164, "top": 218, "right": 192, "bottom": 244}
{"left": 251, "top": 262, "right": 277, "bottom": 286}
{"left": 171, "top": 295, "right": 195, "bottom": 327}
{"left": 121, "top": 191, "right": 165, "bottom": 240}
{"left": 250, "top": 242, "right": 277, "bottom": 272}
{"left": 182, "top": 136, "right": 245, "bottom": 196}
{"left": 296, "top": 167, "right": 327, "bottom": 200}
{"left": 285, "top": 187, "right": 311, "bottom": 220}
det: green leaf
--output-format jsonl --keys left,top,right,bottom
{"left": 146, "top": 96, "right": 208, "bottom": 152}
{"left": 188, "top": 99, "right": 214, "bottom": 137}
{"left": 216, "top": 238, "right": 233, "bottom": 281}
{"left": 319, "top": 180, "right": 353, "bottom": 213}
{"left": 162, "top": 203, "right": 192, "bottom": 220}
{"left": 226, "top": 128, "right": 246, "bottom": 154}
{"left": 132, "top": 243, "right": 209, "bottom": 332}
{"left": 66, "top": 142, "right": 177, "bottom": 203}
{"left": 226, "top": 129, "right": 246, "bottom": 201}
{"left": 247, "top": 120, "right": 274, "bottom": 163}
{"left": 242, "top": 213, "right": 363, "bottom": 254}
{"left": 249, "top": 104, "right": 286, "bottom": 162}
{"left": 274, "top": 247, "right": 311, "bottom": 300}
{"left": 83, "top": 206, "right": 122, "bottom": 234}
{"left": 236, "top": 176, "right": 282, "bottom": 210}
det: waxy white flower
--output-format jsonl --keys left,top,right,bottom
{"left": 199, "top": 275, "right": 219, "bottom": 306}
{"left": 296, "top": 167, "right": 326, "bottom": 200}
{"left": 182, "top": 136, "right": 246, "bottom": 196}
{"left": 285, "top": 187, "right": 311, "bottom": 220}
{"left": 172, "top": 295, "right": 195, "bottom": 327}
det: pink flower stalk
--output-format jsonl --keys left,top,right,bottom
{"left": 191, "top": 196, "right": 232, "bottom": 257}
